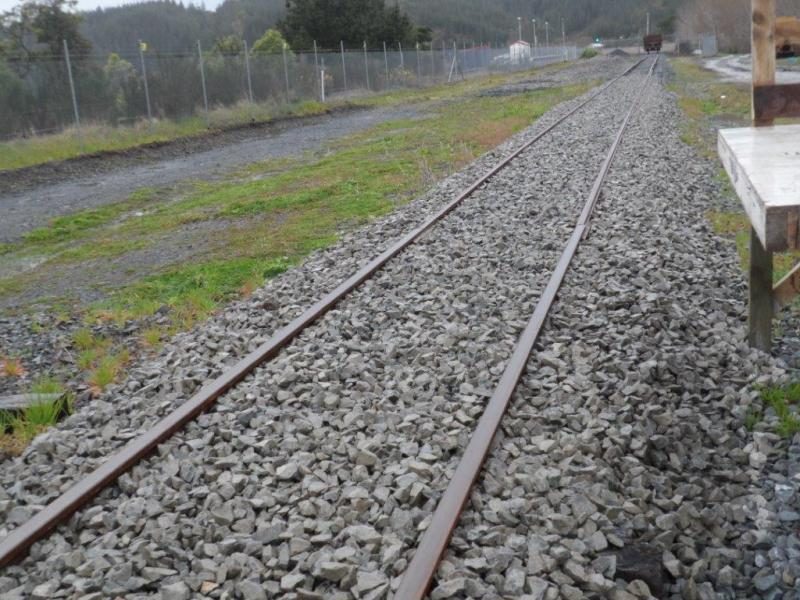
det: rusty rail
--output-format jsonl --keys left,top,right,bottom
{"left": 0, "top": 57, "right": 648, "bottom": 569}
{"left": 395, "top": 55, "right": 659, "bottom": 600}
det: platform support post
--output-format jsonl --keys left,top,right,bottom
{"left": 749, "top": 228, "right": 773, "bottom": 351}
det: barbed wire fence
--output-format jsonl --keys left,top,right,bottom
{"left": 0, "top": 40, "right": 579, "bottom": 141}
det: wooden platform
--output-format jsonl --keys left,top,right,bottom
{"left": 718, "top": 124, "right": 800, "bottom": 252}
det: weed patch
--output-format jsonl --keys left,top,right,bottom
{"left": 0, "top": 378, "right": 71, "bottom": 456}
{"left": 755, "top": 383, "right": 800, "bottom": 438}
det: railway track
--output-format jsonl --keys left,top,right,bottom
{"left": 1, "top": 56, "right": 659, "bottom": 597}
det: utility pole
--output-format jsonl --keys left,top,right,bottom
{"left": 517, "top": 16, "right": 522, "bottom": 41}
{"left": 243, "top": 39, "right": 254, "bottom": 103}
{"left": 63, "top": 39, "right": 80, "bottom": 130}
{"left": 383, "top": 41, "right": 389, "bottom": 86}
{"left": 545, "top": 21, "right": 550, "bottom": 48}
{"left": 363, "top": 41, "right": 370, "bottom": 91}
{"left": 197, "top": 40, "right": 209, "bottom": 122}
{"left": 561, "top": 18, "right": 566, "bottom": 57}
{"left": 138, "top": 40, "right": 152, "bottom": 120}
{"left": 646, "top": 12, "right": 651, "bottom": 35}
{"left": 532, "top": 19, "right": 538, "bottom": 56}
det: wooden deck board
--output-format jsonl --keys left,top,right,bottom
{"left": 718, "top": 124, "right": 800, "bottom": 252}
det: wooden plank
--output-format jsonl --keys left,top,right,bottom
{"left": 754, "top": 82, "right": 800, "bottom": 121}
{"left": 752, "top": 0, "right": 777, "bottom": 125}
{"left": 750, "top": 228, "right": 774, "bottom": 351}
{"left": 774, "top": 261, "right": 800, "bottom": 308}
{"left": 718, "top": 125, "right": 800, "bottom": 252}
{"left": 0, "top": 393, "right": 63, "bottom": 412}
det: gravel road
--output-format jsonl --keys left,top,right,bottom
{"left": 0, "top": 56, "right": 797, "bottom": 600}
{"left": 704, "top": 54, "right": 800, "bottom": 84}
{"left": 0, "top": 106, "right": 422, "bottom": 243}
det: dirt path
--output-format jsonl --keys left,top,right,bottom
{"left": 0, "top": 105, "right": 423, "bottom": 243}
{"left": 704, "top": 54, "right": 800, "bottom": 84}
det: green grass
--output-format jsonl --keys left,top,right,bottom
{"left": 757, "top": 384, "right": 800, "bottom": 438}
{"left": 1, "top": 68, "right": 591, "bottom": 389}
{"left": 0, "top": 377, "right": 71, "bottom": 456}
{"left": 581, "top": 48, "right": 599, "bottom": 59}
{"left": 23, "top": 187, "right": 158, "bottom": 246}
{"left": 1, "top": 78, "right": 589, "bottom": 322}
{"left": 668, "top": 58, "right": 751, "bottom": 159}
{"left": 30, "top": 375, "right": 65, "bottom": 395}
{"left": 87, "top": 349, "right": 130, "bottom": 394}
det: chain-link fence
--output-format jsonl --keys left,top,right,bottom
{"left": 0, "top": 41, "right": 579, "bottom": 140}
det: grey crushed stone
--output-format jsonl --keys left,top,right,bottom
{"left": 2, "top": 56, "right": 797, "bottom": 600}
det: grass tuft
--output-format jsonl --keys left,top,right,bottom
{"left": 87, "top": 349, "right": 130, "bottom": 396}
{"left": 1, "top": 357, "right": 26, "bottom": 378}
{"left": 141, "top": 326, "right": 165, "bottom": 348}
{"left": 0, "top": 381, "right": 72, "bottom": 456}
{"left": 755, "top": 384, "right": 800, "bottom": 438}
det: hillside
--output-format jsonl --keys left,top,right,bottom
{"left": 79, "top": 0, "right": 684, "bottom": 55}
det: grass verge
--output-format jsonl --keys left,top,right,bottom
{"left": 0, "top": 100, "right": 331, "bottom": 172}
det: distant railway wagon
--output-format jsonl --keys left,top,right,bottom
{"left": 644, "top": 34, "right": 663, "bottom": 53}
{"left": 776, "top": 16, "right": 800, "bottom": 58}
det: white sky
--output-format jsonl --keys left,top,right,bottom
{"left": 0, "top": 0, "right": 224, "bottom": 13}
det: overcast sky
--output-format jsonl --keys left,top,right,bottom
{"left": 0, "top": 0, "right": 224, "bottom": 13}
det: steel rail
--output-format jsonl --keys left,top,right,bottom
{"left": 395, "top": 55, "right": 659, "bottom": 600}
{"left": 0, "top": 57, "right": 649, "bottom": 569}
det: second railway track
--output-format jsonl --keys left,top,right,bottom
{"left": 1, "top": 56, "right": 661, "bottom": 597}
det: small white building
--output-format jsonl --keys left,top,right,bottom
{"left": 509, "top": 40, "right": 531, "bottom": 64}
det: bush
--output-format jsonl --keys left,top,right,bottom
{"left": 581, "top": 48, "right": 599, "bottom": 59}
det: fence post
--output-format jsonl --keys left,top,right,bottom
{"left": 363, "top": 41, "right": 370, "bottom": 90}
{"left": 138, "top": 40, "right": 153, "bottom": 121}
{"left": 321, "top": 64, "right": 326, "bottom": 102}
{"left": 63, "top": 39, "right": 80, "bottom": 129}
{"left": 243, "top": 39, "right": 254, "bottom": 103}
{"left": 415, "top": 43, "right": 421, "bottom": 84}
{"left": 282, "top": 43, "right": 291, "bottom": 103}
{"left": 429, "top": 45, "right": 435, "bottom": 82}
{"left": 197, "top": 40, "right": 209, "bottom": 122}
{"left": 383, "top": 42, "right": 390, "bottom": 89}
{"left": 313, "top": 40, "right": 319, "bottom": 74}
{"left": 340, "top": 41, "right": 348, "bottom": 90}
{"left": 398, "top": 42, "right": 404, "bottom": 69}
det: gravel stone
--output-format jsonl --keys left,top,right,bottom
{"left": 159, "top": 581, "right": 190, "bottom": 600}
{"left": 3, "top": 56, "right": 799, "bottom": 600}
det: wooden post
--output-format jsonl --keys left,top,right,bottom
{"left": 748, "top": 0, "right": 776, "bottom": 351}
{"left": 750, "top": 227, "right": 774, "bottom": 351}
{"left": 752, "top": 0, "right": 776, "bottom": 126}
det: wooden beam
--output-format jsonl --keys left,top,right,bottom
{"left": 753, "top": 82, "right": 800, "bottom": 121}
{"left": 752, "top": 0, "right": 777, "bottom": 126}
{"left": 774, "top": 261, "right": 800, "bottom": 308}
{"left": 750, "top": 227, "right": 774, "bottom": 351}
{"left": 0, "top": 393, "right": 64, "bottom": 412}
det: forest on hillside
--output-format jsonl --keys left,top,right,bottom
{"left": 77, "top": 0, "right": 685, "bottom": 56}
